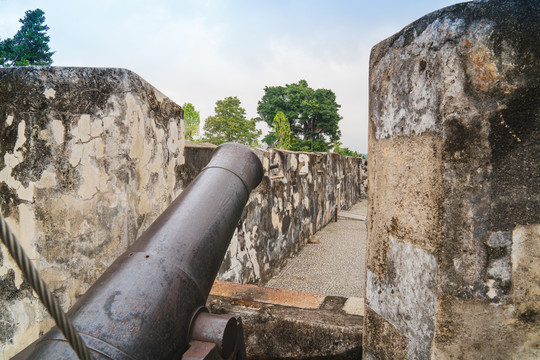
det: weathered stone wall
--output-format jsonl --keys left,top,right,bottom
{"left": 0, "top": 67, "right": 184, "bottom": 358}
{"left": 365, "top": 1, "right": 539, "bottom": 359}
{"left": 179, "top": 143, "right": 368, "bottom": 284}
{"left": 0, "top": 67, "right": 367, "bottom": 357}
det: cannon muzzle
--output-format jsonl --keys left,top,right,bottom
{"left": 15, "top": 143, "right": 263, "bottom": 359}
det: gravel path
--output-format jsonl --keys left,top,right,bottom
{"left": 265, "top": 199, "right": 367, "bottom": 298}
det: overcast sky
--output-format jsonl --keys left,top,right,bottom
{"left": 0, "top": 0, "right": 461, "bottom": 153}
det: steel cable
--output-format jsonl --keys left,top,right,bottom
{"left": 0, "top": 211, "right": 93, "bottom": 360}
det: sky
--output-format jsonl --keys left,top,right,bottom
{"left": 0, "top": 0, "right": 462, "bottom": 154}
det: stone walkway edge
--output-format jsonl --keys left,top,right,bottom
{"left": 210, "top": 280, "right": 365, "bottom": 317}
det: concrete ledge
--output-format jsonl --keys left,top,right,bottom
{"left": 208, "top": 281, "right": 363, "bottom": 359}
{"left": 337, "top": 212, "right": 367, "bottom": 221}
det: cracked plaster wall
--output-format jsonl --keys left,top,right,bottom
{"left": 0, "top": 67, "right": 184, "bottom": 358}
{"left": 179, "top": 143, "right": 367, "bottom": 285}
{"left": 365, "top": 1, "right": 540, "bottom": 359}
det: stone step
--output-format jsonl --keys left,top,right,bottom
{"left": 208, "top": 280, "right": 363, "bottom": 359}
{"left": 338, "top": 211, "right": 367, "bottom": 221}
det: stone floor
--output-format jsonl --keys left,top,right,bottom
{"left": 265, "top": 198, "right": 367, "bottom": 298}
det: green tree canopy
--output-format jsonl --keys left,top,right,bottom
{"left": 182, "top": 102, "right": 200, "bottom": 141}
{"left": 202, "top": 96, "right": 261, "bottom": 147}
{"left": 291, "top": 138, "right": 329, "bottom": 152}
{"left": 272, "top": 111, "right": 291, "bottom": 150}
{"left": 333, "top": 141, "right": 366, "bottom": 158}
{"left": 257, "top": 80, "right": 342, "bottom": 151}
{"left": 0, "top": 9, "right": 54, "bottom": 67}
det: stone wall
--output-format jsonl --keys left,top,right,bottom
{"left": 179, "top": 143, "right": 368, "bottom": 284}
{"left": 365, "top": 1, "right": 539, "bottom": 359}
{"left": 0, "top": 67, "right": 184, "bottom": 358}
{"left": 0, "top": 67, "right": 367, "bottom": 357}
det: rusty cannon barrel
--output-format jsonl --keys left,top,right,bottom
{"left": 15, "top": 143, "right": 263, "bottom": 360}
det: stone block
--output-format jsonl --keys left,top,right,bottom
{"left": 208, "top": 281, "right": 363, "bottom": 360}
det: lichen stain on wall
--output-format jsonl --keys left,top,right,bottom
{"left": 0, "top": 67, "right": 184, "bottom": 358}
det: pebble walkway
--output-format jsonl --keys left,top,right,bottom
{"left": 265, "top": 199, "right": 367, "bottom": 298}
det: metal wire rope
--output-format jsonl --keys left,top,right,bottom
{"left": 0, "top": 211, "right": 93, "bottom": 360}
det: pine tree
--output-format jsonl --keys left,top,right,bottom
{"left": 0, "top": 9, "right": 54, "bottom": 67}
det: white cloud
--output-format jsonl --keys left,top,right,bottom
{"left": 1, "top": 0, "right": 461, "bottom": 153}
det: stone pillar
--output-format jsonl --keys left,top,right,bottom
{"left": 364, "top": 1, "right": 539, "bottom": 359}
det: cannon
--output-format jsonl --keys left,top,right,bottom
{"left": 14, "top": 143, "right": 263, "bottom": 360}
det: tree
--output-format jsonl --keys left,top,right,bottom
{"left": 202, "top": 96, "right": 262, "bottom": 146}
{"left": 182, "top": 102, "right": 200, "bottom": 141}
{"left": 257, "top": 80, "right": 342, "bottom": 151}
{"left": 0, "top": 9, "right": 54, "bottom": 67}
{"left": 272, "top": 111, "right": 291, "bottom": 150}
{"left": 291, "top": 138, "right": 329, "bottom": 152}
{"left": 333, "top": 141, "right": 366, "bottom": 158}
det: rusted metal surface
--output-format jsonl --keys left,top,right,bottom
{"left": 190, "top": 312, "right": 238, "bottom": 358}
{"left": 184, "top": 313, "right": 247, "bottom": 360}
{"left": 181, "top": 341, "right": 221, "bottom": 360}
{"left": 14, "top": 143, "right": 262, "bottom": 360}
